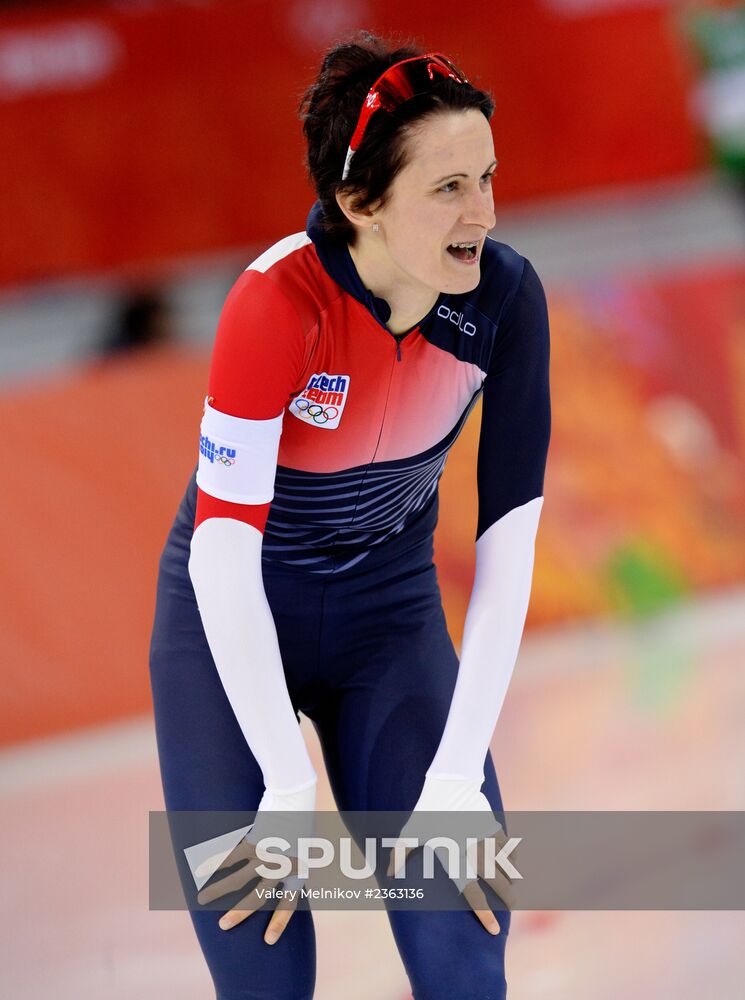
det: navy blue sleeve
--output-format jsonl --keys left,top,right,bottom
{"left": 476, "top": 256, "right": 551, "bottom": 540}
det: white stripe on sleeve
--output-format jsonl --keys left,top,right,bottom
{"left": 426, "top": 495, "right": 545, "bottom": 781}
{"left": 188, "top": 517, "right": 317, "bottom": 797}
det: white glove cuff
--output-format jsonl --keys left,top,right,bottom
{"left": 244, "top": 777, "right": 318, "bottom": 862}
{"left": 414, "top": 774, "right": 503, "bottom": 891}
{"left": 419, "top": 773, "right": 493, "bottom": 814}
{"left": 256, "top": 776, "right": 317, "bottom": 814}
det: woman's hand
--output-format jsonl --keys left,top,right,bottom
{"left": 196, "top": 835, "right": 302, "bottom": 943}
{"left": 457, "top": 835, "right": 517, "bottom": 935}
{"left": 197, "top": 780, "right": 316, "bottom": 945}
{"left": 385, "top": 774, "right": 516, "bottom": 934}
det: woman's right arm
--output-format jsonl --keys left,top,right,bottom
{"left": 187, "top": 268, "right": 317, "bottom": 813}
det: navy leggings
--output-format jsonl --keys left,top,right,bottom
{"left": 149, "top": 477, "right": 510, "bottom": 999}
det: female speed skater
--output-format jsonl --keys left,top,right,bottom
{"left": 149, "top": 31, "right": 551, "bottom": 1000}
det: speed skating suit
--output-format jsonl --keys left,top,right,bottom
{"left": 149, "top": 201, "right": 551, "bottom": 1000}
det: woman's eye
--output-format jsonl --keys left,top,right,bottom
{"left": 439, "top": 173, "right": 495, "bottom": 194}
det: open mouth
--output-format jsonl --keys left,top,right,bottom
{"left": 446, "top": 241, "right": 479, "bottom": 263}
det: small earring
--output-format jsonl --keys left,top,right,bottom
{"left": 372, "top": 223, "right": 380, "bottom": 233}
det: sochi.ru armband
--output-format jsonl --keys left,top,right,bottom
{"left": 196, "top": 396, "right": 283, "bottom": 504}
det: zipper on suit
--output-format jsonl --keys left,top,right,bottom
{"left": 391, "top": 327, "right": 416, "bottom": 361}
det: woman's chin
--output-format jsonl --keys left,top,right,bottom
{"left": 439, "top": 261, "right": 481, "bottom": 294}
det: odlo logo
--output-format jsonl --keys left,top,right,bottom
{"left": 290, "top": 372, "right": 351, "bottom": 430}
{"left": 437, "top": 304, "right": 476, "bottom": 337}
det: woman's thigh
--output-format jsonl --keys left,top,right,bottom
{"left": 311, "top": 552, "right": 510, "bottom": 999}
{"left": 148, "top": 522, "right": 317, "bottom": 1000}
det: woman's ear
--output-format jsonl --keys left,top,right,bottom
{"left": 335, "top": 189, "right": 381, "bottom": 233}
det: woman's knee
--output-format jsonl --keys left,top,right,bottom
{"left": 390, "top": 908, "right": 508, "bottom": 1000}
{"left": 190, "top": 907, "right": 317, "bottom": 1000}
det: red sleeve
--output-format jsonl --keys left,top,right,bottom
{"left": 194, "top": 268, "right": 305, "bottom": 533}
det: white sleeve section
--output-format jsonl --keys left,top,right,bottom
{"left": 188, "top": 516, "right": 317, "bottom": 798}
{"left": 246, "top": 231, "right": 311, "bottom": 273}
{"left": 426, "top": 495, "right": 545, "bottom": 783}
{"left": 196, "top": 397, "right": 283, "bottom": 505}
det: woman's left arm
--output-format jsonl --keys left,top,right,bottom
{"left": 418, "top": 255, "right": 551, "bottom": 812}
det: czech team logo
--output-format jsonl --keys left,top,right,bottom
{"left": 290, "top": 372, "right": 351, "bottom": 430}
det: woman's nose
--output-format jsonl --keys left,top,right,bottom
{"left": 462, "top": 188, "right": 496, "bottom": 232}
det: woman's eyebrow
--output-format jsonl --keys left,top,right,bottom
{"left": 431, "top": 159, "right": 498, "bottom": 185}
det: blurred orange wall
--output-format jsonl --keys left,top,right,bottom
{"left": 2, "top": 256, "right": 744, "bottom": 747}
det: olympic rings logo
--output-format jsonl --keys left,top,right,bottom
{"left": 215, "top": 455, "right": 235, "bottom": 466}
{"left": 294, "top": 398, "right": 339, "bottom": 424}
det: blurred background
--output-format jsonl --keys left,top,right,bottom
{"left": 0, "top": 0, "right": 743, "bottom": 997}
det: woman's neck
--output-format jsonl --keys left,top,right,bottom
{"left": 348, "top": 240, "right": 439, "bottom": 335}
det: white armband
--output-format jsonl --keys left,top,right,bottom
{"left": 196, "top": 396, "right": 283, "bottom": 504}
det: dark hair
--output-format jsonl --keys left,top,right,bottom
{"left": 299, "top": 32, "right": 495, "bottom": 243}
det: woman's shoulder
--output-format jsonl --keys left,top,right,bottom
{"left": 246, "top": 230, "right": 314, "bottom": 275}
{"left": 233, "top": 229, "right": 343, "bottom": 334}
{"left": 469, "top": 236, "right": 542, "bottom": 323}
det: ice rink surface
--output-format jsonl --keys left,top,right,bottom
{"left": 1, "top": 583, "right": 744, "bottom": 999}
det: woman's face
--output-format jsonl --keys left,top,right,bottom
{"left": 373, "top": 109, "right": 498, "bottom": 297}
